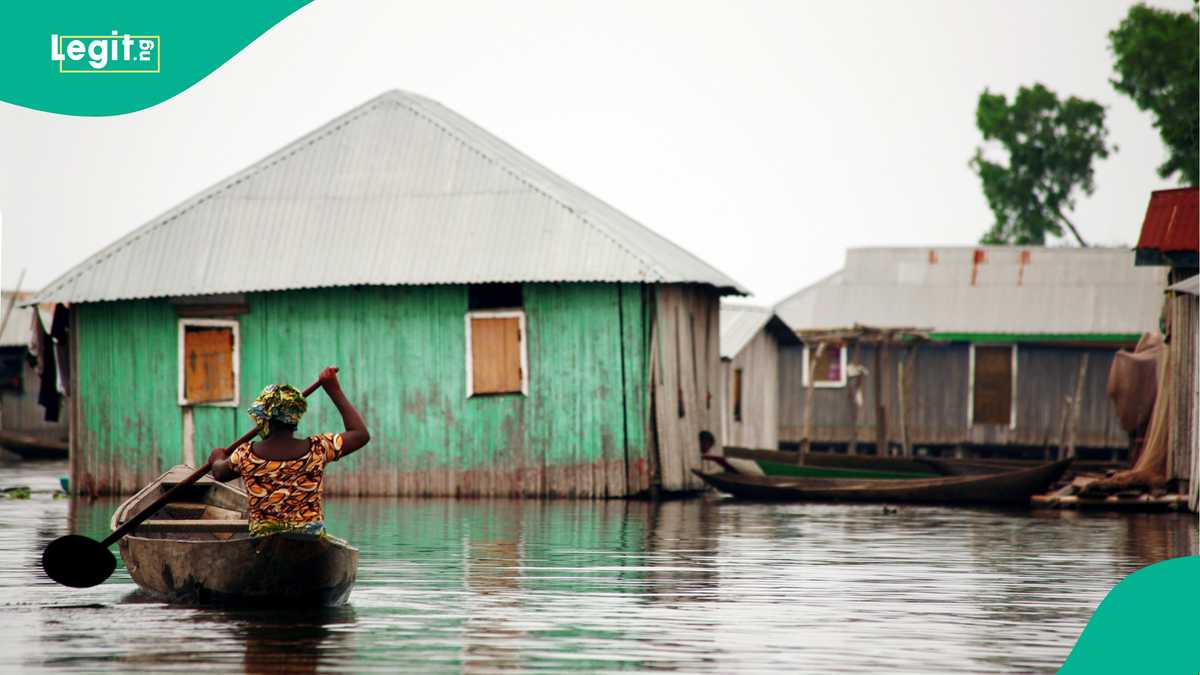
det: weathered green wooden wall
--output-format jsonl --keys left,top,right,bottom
{"left": 74, "top": 283, "right": 653, "bottom": 496}
{"left": 75, "top": 300, "right": 181, "bottom": 494}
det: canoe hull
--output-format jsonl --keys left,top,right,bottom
{"left": 0, "top": 430, "right": 69, "bottom": 460}
{"left": 725, "top": 447, "right": 1043, "bottom": 478}
{"left": 693, "top": 459, "right": 1072, "bottom": 505}
{"left": 118, "top": 531, "right": 358, "bottom": 607}
{"left": 112, "top": 465, "right": 358, "bottom": 607}
{"left": 725, "top": 446, "right": 1120, "bottom": 477}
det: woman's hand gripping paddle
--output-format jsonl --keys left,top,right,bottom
{"left": 41, "top": 374, "right": 330, "bottom": 588}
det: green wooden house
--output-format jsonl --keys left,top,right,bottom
{"left": 32, "top": 90, "right": 745, "bottom": 497}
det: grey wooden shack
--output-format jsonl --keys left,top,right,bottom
{"left": 718, "top": 302, "right": 799, "bottom": 450}
{"left": 773, "top": 247, "right": 1166, "bottom": 460}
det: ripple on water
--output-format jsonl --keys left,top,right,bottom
{"left": 0, "top": 460, "right": 1195, "bottom": 673}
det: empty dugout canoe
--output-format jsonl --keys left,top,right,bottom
{"left": 692, "top": 458, "right": 1073, "bottom": 505}
{"left": 109, "top": 466, "right": 358, "bottom": 607}
{"left": 722, "top": 446, "right": 1034, "bottom": 479}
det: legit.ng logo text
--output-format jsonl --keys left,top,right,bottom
{"left": 50, "top": 31, "right": 160, "bottom": 73}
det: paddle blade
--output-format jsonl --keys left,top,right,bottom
{"left": 41, "top": 535, "right": 116, "bottom": 588}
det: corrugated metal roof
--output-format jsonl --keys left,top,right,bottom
{"left": 1168, "top": 275, "right": 1199, "bottom": 296}
{"left": 31, "top": 90, "right": 746, "bottom": 305}
{"left": 719, "top": 302, "right": 774, "bottom": 359}
{"left": 775, "top": 247, "right": 1166, "bottom": 335}
{"left": 1137, "top": 187, "right": 1199, "bottom": 254}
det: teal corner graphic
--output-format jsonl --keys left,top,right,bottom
{"left": 1059, "top": 555, "right": 1200, "bottom": 673}
{"left": 1, "top": 2, "right": 312, "bottom": 116}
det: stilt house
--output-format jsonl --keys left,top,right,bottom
{"left": 1134, "top": 187, "right": 1198, "bottom": 509}
{"left": 29, "top": 90, "right": 746, "bottom": 496}
{"left": 773, "top": 246, "right": 1166, "bottom": 460}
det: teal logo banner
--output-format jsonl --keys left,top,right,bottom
{"left": 1059, "top": 555, "right": 1200, "bottom": 673}
{"left": 1, "top": 1, "right": 312, "bottom": 116}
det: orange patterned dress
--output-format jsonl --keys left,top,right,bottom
{"left": 229, "top": 433, "right": 346, "bottom": 535}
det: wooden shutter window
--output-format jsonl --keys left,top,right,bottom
{"left": 183, "top": 326, "right": 235, "bottom": 404}
{"left": 470, "top": 316, "right": 523, "bottom": 395}
{"left": 973, "top": 346, "right": 1012, "bottom": 425}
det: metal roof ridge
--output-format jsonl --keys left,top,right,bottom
{"left": 379, "top": 93, "right": 675, "bottom": 285}
{"left": 772, "top": 268, "right": 845, "bottom": 310}
{"left": 387, "top": 91, "right": 747, "bottom": 293}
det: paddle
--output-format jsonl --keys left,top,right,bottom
{"left": 41, "top": 374, "right": 328, "bottom": 588}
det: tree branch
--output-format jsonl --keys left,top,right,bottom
{"left": 1055, "top": 208, "right": 1088, "bottom": 247}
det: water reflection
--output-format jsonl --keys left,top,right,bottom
{"left": 232, "top": 606, "right": 357, "bottom": 675}
{"left": 462, "top": 505, "right": 523, "bottom": 672}
{"left": 0, "top": 460, "right": 1196, "bottom": 673}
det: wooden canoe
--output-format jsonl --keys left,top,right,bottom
{"left": 692, "top": 458, "right": 1073, "bottom": 505}
{"left": 0, "top": 429, "right": 69, "bottom": 460}
{"left": 110, "top": 465, "right": 358, "bottom": 607}
{"left": 722, "top": 446, "right": 1032, "bottom": 479}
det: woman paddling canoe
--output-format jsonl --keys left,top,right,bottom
{"left": 208, "top": 367, "right": 370, "bottom": 536}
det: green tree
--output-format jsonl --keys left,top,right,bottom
{"left": 970, "top": 84, "right": 1112, "bottom": 246}
{"left": 1109, "top": 3, "right": 1199, "bottom": 186}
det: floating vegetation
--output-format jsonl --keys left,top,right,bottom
{"left": 2, "top": 486, "right": 32, "bottom": 500}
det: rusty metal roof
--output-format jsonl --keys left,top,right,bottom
{"left": 1137, "top": 187, "right": 1199, "bottom": 257}
{"left": 775, "top": 247, "right": 1166, "bottom": 337}
{"left": 31, "top": 91, "right": 746, "bottom": 304}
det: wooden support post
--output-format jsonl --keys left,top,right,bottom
{"left": 801, "top": 342, "right": 826, "bottom": 460}
{"left": 1061, "top": 352, "right": 1089, "bottom": 459}
{"left": 874, "top": 341, "right": 886, "bottom": 455}
{"left": 899, "top": 344, "right": 918, "bottom": 457}
{"left": 1056, "top": 395, "right": 1072, "bottom": 461}
{"left": 846, "top": 340, "right": 861, "bottom": 455}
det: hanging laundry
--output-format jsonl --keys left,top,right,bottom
{"left": 28, "top": 307, "right": 59, "bottom": 422}
{"left": 50, "top": 304, "right": 70, "bottom": 396}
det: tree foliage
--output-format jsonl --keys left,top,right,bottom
{"left": 1108, "top": 3, "right": 1199, "bottom": 186}
{"left": 970, "top": 84, "right": 1112, "bottom": 246}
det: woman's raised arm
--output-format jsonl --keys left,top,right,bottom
{"left": 319, "top": 366, "right": 371, "bottom": 456}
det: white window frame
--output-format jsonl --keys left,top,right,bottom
{"left": 967, "top": 343, "right": 1018, "bottom": 429}
{"left": 801, "top": 344, "right": 848, "bottom": 388}
{"left": 177, "top": 318, "right": 240, "bottom": 407}
{"left": 465, "top": 310, "right": 528, "bottom": 398}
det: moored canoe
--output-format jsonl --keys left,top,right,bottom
{"left": 693, "top": 458, "right": 1073, "bottom": 505}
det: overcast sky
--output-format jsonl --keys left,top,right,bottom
{"left": 0, "top": 0, "right": 1191, "bottom": 304}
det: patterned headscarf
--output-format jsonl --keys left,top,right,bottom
{"left": 247, "top": 384, "right": 308, "bottom": 438}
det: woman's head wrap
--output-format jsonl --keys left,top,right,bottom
{"left": 247, "top": 384, "right": 307, "bottom": 438}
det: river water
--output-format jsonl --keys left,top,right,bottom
{"left": 1, "top": 459, "right": 1195, "bottom": 673}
